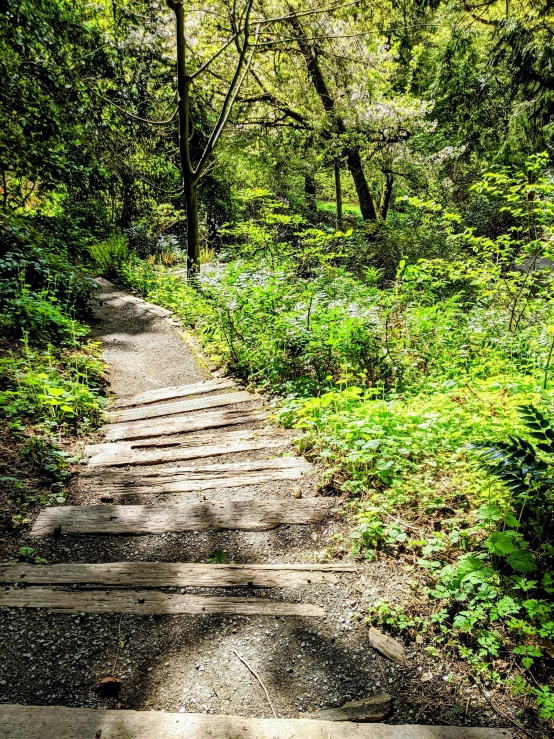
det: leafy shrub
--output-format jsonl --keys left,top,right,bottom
{"left": 126, "top": 221, "right": 158, "bottom": 258}
{"left": 0, "top": 211, "right": 96, "bottom": 342}
{"left": 88, "top": 233, "right": 129, "bottom": 278}
{"left": 0, "top": 340, "right": 105, "bottom": 432}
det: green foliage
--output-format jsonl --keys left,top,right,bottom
{"left": 88, "top": 234, "right": 129, "bottom": 279}
{"left": 0, "top": 0, "right": 110, "bottom": 204}
{"left": 17, "top": 546, "right": 47, "bottom": 564}
{"left": 0, "top": 340, "right": 105, "bottom": 432}
{"left": 206, "top": 549, "right": 227, "bottom": 564}
{"left": 0, "top": 211, "right": 96, "bottom": 343}
{"left": 120, "top": 162, "right": 554, "bottom": 724}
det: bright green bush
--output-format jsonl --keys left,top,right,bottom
{"left": 119, "top": 161, "right": 554, "bottom": 721}
{"left": 0, "top": 211, "right": 96, "bottom": 343}
{"left": 88, "top": 233, "right": 129, "bottom": 278}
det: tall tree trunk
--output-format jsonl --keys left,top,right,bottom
{"left": 288, "top": 13, "right": 378, "bottom": 223}
{"left": 185, "top": 179, "right": 200, "bottom": 272}
{"left": 334, "top": 161, "right": 343, "bottom": 228}
{"left": 172, "top": 0, "right": 200, "bottom": 277}
{"left": 379, "top": 172, "right": 394, "bottom": 221}
{"left": 305, "top": 172, "right": 317, "bottom": 214}
{"left": 119, "top": 170, "right": 134, "bottom": 230}
{"left": 347, "top": 150, "right": 377, "bottom": 221}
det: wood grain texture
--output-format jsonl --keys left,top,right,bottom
{"left": 312, "top": 695, "right": 391, "bottom": 722}
{"left": 0, "top": 705, "right": 513, "bottom": 739}
{"left": 112, "top": 378, "right": 236, "bottom": 408}
{"left": 0, "top": 562, "right": 355, "bottom": 587}
{"left": 30, "top": 498, "right": 337, "bottom": 536}
{"left": 81, "top": 458, "right": 311, "bottom": 493}
{"left": 104, "top": 408, "right": 266, "bottom": 441}
{"left": 0, "top": 588, "right": 325, "bottom": 616}
{"left": 83, "top": 457, "right": 310, "bottom": 479}
{"left": 106, "top": 391, "right": 258, "bottom": 424}
{"left": 367, "top": 627, "right": 406, "bottom": 666}
{"left": 87, "top": 428, "right": 285, "bottom": 456}
{"left": 86, "top": 434, "right": 284, "bottom": 468}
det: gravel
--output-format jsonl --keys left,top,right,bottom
{"left": 0, "top": 280, "right": 519, "bottom": 733}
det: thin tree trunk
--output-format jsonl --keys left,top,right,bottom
{"left": 334, "top": 161, "right": 343, "bottom": 228}
{"left": 379, "top": 172, "right": 394, "bottom": 221}
{"left": 185, "top": 180, "right": 200, "bottom": 275}
{"left": 305, "top": 172, "right": 317, "bottom": 214}
{"left": 347, "top": 150, "right": 377, "bottom": 221}
{"left": 119, "top": 171, "right": 134, "bottom": 230}
{"left": 172, "top": 0, "right": 200, "bottom": 276}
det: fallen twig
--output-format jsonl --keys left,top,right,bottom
{"left": 474, "top": 676, "right": 536, "bottom": 739}
{"left": 112, "top": 614, "right": 124, "bottom": 674}
{"left": 232, "top": 649, "right": 277, "bottom": 718}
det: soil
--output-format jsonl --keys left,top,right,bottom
{"left": 0, "top": 280, "right": 544, "bottom": 737}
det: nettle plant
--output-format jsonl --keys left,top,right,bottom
{"left": 221, "top": 188, "right": 353, "bottom": 274}
{"left": 403, "top": 153, "right": 554, "bottom": 334}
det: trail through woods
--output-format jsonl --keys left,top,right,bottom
{"left": 0, "top": 281, "right": 511, "bottom": 737}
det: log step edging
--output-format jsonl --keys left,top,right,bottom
{"left": 0, "top": 705, "right": 513, "bottom": 738}
{"left": 112, "top": 377, "right": 237, "bottom": 409}
{"left": 0, "top": 562, "right": 356, "bottom": 588}
{"left": 0, "top": 588, "right": 325, "bottom": 616}
{"left": 106, "top": 390, "right": 258, "bottom": 424}
{"left": 103, "top": 408, "right": 267, "bottom": 442}
{"left": 30, "top": 498, "right": 337, "bottom": 536}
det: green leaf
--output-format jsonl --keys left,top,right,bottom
{"left": 483, "top": 531, "right": 521, "bottom": 556}
{"left": 476, "top": 504, "right": 502, "bottom": 523}
{"left": 504, "top": 513, "right": 520, "bottom": 528}
{"left": 507, "top": 550, "right": 537, "bottom": 573}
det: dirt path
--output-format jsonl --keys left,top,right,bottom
{"left": 90, "top": 277, "right": 208, "bottom": 396}
{"left": 0, "top": 281, "right": 512, "bottom": 736}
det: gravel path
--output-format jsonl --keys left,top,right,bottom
{"left": 90, "top": 277, "right": 208, "bottom": 397}
{"left": 0, "top": 280, "right": 515, "bottom": 733}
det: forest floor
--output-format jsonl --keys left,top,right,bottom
{"left": 0, "top": 281, "right": 523, "bottom": 734}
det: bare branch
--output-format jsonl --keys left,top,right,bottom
{"left": 88, "top": 85, "right": 178, "bottom": 126}
{"left": 195, "top": 2, "right": 258, "bottom": 178}
{"left": 188, "top": 32, "right": 240, "bottom": 81}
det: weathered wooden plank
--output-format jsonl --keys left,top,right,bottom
{"left": 104, "top": 408, "right": 266, "bottom": 441}
{"left": 367, "top": 627, "right": 406, "bottom": 666}
{"left": 87, "top": 429, "right": 255, "bottom": 457}
{"left": 81, "top": 458, "right": 311, "bottom": 494}
{"left": 30, "top": 498, "right": 336, "bottom": 536}
{"left": 312, "top": 695, "right": 391, "bottom": 722}
{"left": 112, "top": 378, "right": 236, "bottom": 409}
{"left": 86, "top": 433, "right": 284, "bottom": 468}
{"left": 106, "top": 391, "right": 257, "bottom": 424}
{"left": 83, "top": 457, "right": 310, "bottom": 479}
{"left": 0, "top": 705, "right": 513, "bottom": 739}
{"left": 0, "top": 562, "right": 355, "bottom": 588}
{"left": 0, "top": 587, "right": 325, "bottom": 616}
{"left": 87, "top": 428, "right": 282, "bottom": 456}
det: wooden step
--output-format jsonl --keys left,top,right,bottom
{"left": 112, "top": 378, "right": 236, "bottom": 408}
{"left": 104, "top": 408, "right": 267, "bottom": 442}
{"left": 0, "top": 588, "right": 325, "bottom": 616}
{"left": 85, "top": 430, "right": 289, "bottom": 468}
{"left": 30, "top": 498, "right": 337, "bottom": 536}
{"left": 0, "top": 705, "right": 513, "bottom": 738}
{"left": 0, "top": 562, "right": 355, "bottom": 588}
{"left": 81, "top": 458, "right": 311, "bottom": 494}
{"left": 106, "top": 391, "right": 258, "bottom": 424}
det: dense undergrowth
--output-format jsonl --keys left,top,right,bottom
{"left": 116, "top": 160, "right": 554, "bottom": 724}
{"left": 0, "top": 211, "right": 106, "bottom": 553}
